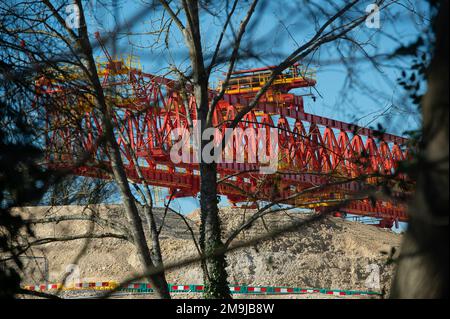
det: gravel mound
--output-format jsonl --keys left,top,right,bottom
{"left": 11, "top": 204, "right": 402, "bottom": 298}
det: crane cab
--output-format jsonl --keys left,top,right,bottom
{"left": 221, "top": 63, "right": 316, "bottom": 96}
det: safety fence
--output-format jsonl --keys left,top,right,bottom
{"left": 23, "top": 282, "right": 382, "bottom": 297}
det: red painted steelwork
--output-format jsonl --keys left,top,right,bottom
{"left": 36, "top": 38, "right": 411, "bottom": 227}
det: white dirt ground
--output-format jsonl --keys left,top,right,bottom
{"left": 10, "top": 204, "right": 402, "bottom": 299}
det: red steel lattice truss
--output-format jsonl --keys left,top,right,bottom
{"left": 37, "top": 38, "right": 411, "bottom": 228}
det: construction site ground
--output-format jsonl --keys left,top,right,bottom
{"left": 10, "top": 204, "right": 402, "bottom": 299}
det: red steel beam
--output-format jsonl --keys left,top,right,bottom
{"left": 36, "top": 50, "right": 411, "bottom": 225}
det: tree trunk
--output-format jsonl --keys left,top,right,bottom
{"left": 196, "top": 86, "right": 231, "bottom": 299}
{"left": 75, "top": 1, "right": 171, "bottom": 299}
{"left": 144, "top": 204, "right": 167, "bottom": 271}
{"left": 390, "top": 0, "right": 449, "bottom": 299}
{"left": 98, "top": 87, "right": 171, "bottom": 299}
{"left": 182, "top": 0, "right": 231, "bottom": 299}
{"left": 199, "top": 160, "right": 231, "bottom": 299}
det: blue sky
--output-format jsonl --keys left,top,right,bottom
{"left": 85, "top": 0, "right": 427, "bottom": 134}
{"left": 79, "top": 0, "right": 429, "bottom": 231}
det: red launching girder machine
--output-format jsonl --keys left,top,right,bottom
{"left": 37, "top": 36, "right": 411, "bottom": 228}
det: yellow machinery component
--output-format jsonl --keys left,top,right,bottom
{"left": 95, "top": 54, "right": 144, "bottom": 108}
{"left": 96, "top": 54, "right": 143, "bottom": 77}
{"left": 221, "top": 65, "right": 317, "bottom": 96}
{"left": 126, "top": 55, "right": 142, "bottom": 71}
{"left": 78, "top": 94, "right": 95, "bottom": 113}
{"left": 96, "top": 55, "right": 125, "bottom": 76}
{"left": 153, "top": 186, "right": 163, "bottom": 205}
{"left": 294, "top": 192, "right": 346, "bottom": 209}
{"left": 55, "top": 65, "right": 86, "bottom": 81}
{"left": 278, "top": 151, "right": 291, "bottom": 171}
